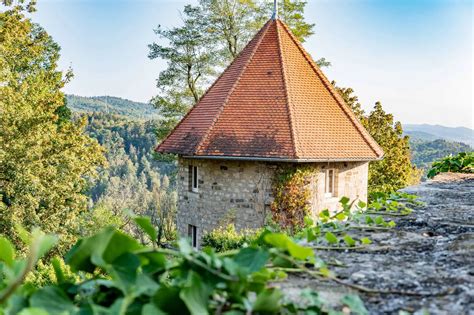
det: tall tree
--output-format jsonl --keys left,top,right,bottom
{"left": 148, "top": 5, "right": 217, "bottom": 140}
{"left": 364, "top": 102, "right": 418, "bottom": 193}
{"left": 0, "top": 1, "right": 105, "bottom": 252}
{"left": 333, "top": 83, "right": 421, "bottom": 193}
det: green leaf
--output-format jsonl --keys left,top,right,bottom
{"left": 365, "top": 216, "right": 374, "bottom": 225}
{"left": 139, "top": 252, "right": 167, "bottom": 274}
{"left": 110, "top": 253, "right": 141, "bottom": 291}
{"left": 252, "top": 288, "right": 282, "bottom": 312}
{"left": 343, "top": 235, "right": 356, "bottom": 247}
{"left": 319, "top": 267, "right": 331, "bottom": 277}
{"left": 142, "top": 303, "right": 166, "bottom": 315}
{"left": 65, "top": 227, "right": 141, "bottom": 272}
{"left": 339, "top": 196, "right": 350, "bottom": 205}
{"left": 179, "top": 271, "right": 211, "bottom": 315}
{"left": 387, "top": 220, "right": 396, "bottom": 228}
{"left": 335, "top": 213, "right": 346, "bottom": 221}
{"left": 305, "top": 228, "right": 317, "bottom": 242}
{"left": 51, "top": 257, "right": 65, "bottom": 283}
{"left": 18, "top": 308, "right": 50, "bottom": 315}
{"left": 304, "top": 216, "right": 314, "bottom": 227}
{"left": 287, "top": 241, "right": 314, "bottom": 260}
{"left": 264, "top": 233, "right": 290, "bottom": 249}
{"left": 319, "top": 209, "right": 330, "bottom": 219}
{"left": 0, "top": 236, "right": 15, "bottom": 267}
{"left": 374, "top": 216, "right": 384, "bottom": 225}
{"left": 30, "top": 286, "right": 77, "bottom": 315}
{"left": 341, "top": 294, "right": 368, "bottom": 315}
{"left": 233, "top": 247, "right": 269, "bottom": 273}
{"left": 357, "top": 201, "right": 367, "bottom": 209}
{"left": 360, "top": 237, "right": 372, "bottom": 245}
{"left": 153, "top": 285, "right": 188, "bottom": 314}
{"left": 134, "top": 216, "right": 157, "bottom": 242}
{"left": 325, "top": 232, "right": 338, "bottom": 244}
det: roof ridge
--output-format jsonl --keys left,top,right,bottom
{"left": 277, "top": 21, "right": 384, "bottom": 158}
{"left": 276, "top": 20, "right": 300, "bottom": 159}
{"left": 194, "top": 20, "right": 274, "bottom": 155}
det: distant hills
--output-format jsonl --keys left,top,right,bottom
{"left": 66, "top": 95, "right": 159, "bottom": 119}
{"left": 404, "top": 124, "right": 473, "bottom": 147}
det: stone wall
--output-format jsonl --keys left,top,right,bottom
{"left": 177, "top": 157, "right": 369, "bottom": 246}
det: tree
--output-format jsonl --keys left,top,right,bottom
{"left": 0, "top": 2, "right": 105, "bottom": 252}
{"left": 149, "top": 0, "right": 318, "bottom": 141}
{"left": 333, "top": 83, "right": 421, "bottom": 193}
{"left": 364, "top": 102, "right": 419, "bottom": 193}
{"left": 148, "top": 5, "right": 217, "bottom": 140}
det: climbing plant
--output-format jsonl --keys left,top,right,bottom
{"left": 271, "top": 165, "right": 317, "bottom": 232}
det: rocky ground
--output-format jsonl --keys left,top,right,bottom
{"left": 282, "top": 173, "right": 474, "bottom": 314}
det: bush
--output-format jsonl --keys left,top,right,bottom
{"left": 427, "top": 152, "right": 474, "bottom": 178}
{"left": 201, "top": 224, "right": 260, "bottom": 252}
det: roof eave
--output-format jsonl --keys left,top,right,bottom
{"left": 181, "top": 154, "right": 383, "bottom": 163}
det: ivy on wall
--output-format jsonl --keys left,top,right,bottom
{"left": 270, "top": 165, "right": 318, "bottom": 232}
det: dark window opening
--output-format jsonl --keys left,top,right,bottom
{"left": 188, "top": 224, "right": 197, "bottom": 248}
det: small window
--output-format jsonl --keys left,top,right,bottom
{"left": 188, "top": 224, "right": 197, "bottom": 248}
{"left": 188, "top": 165, "right": 198, "bottom": 192}
{"left": 325, "top": 169, "right": 336, "bottom": 197}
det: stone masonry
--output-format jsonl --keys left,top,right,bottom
{"left": 177, "top": 158, "right": 369, "bottom": 245}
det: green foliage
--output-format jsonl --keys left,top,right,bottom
{"left": 0, "top": 224, "right": 367, "bottom": 314}
{"left": 271, "top": 165, "right": 316, "bottom": 232}
{"left": 368, "top": 191, "right": 424, "bottom": 214}
{"left": 427, "top": 152, "right": 474, "bottom": 179}
{"left": 80, "top": 112, "right": 177, "bottom": 244}
{"left": 0, "top": 2, "right": 105, "bottom": 253}
{"left": 201, "top": 224, "right": 259, "bottom": 252}
{"left": 333, "top": 83, "right": 421, "bottom": 193}
{"left": 297, "top": 192, "right": 420, "bottom": 249}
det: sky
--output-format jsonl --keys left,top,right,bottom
{"left": 30, "top": 0, "right": 473, "bottom": 128}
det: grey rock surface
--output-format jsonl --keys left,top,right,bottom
{"left": 281, "top": 174, "right": 474, "bottom": 314}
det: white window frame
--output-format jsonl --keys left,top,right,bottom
{"left": 324, "top": 169, "right": 336, "bottom": 198}
{"left": 189, "top": 165, "right": 198, "bottom": 192}
{"left": 188, "top": 224, "right": 197, "bottom": 248}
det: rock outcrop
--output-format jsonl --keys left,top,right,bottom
{"left": 282, "top": 173, "right": 474, "bottom": 314}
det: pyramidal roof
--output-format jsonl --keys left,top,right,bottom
{"left": 156, "top": 19, "right": 384, "bottom": 161}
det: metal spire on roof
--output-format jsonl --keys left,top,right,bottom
{"left": 272, "top": 0, "right": 278, "bottom": 20}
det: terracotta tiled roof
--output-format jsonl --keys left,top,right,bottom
{"left": 156, "top": 19, "right": 384, "bottom": 161}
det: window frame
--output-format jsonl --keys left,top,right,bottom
{"left": 188, "top": 165, "right": 198, "bottom": 192}
{"left": 324, "top": 169, "right": 336, "bottom": 198}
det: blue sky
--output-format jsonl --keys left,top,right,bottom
{"left": 31, "top": 0, "right": 472, "bottom": 128}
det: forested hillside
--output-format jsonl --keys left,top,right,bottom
{"left": 410, "top": 138, "right": 472, "bottom": 173}
{"left": 67, "top": 94, "right": 159, "bottom": 119}
{"left": 404, "top": 124, "right": 473, "bottom": 146}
